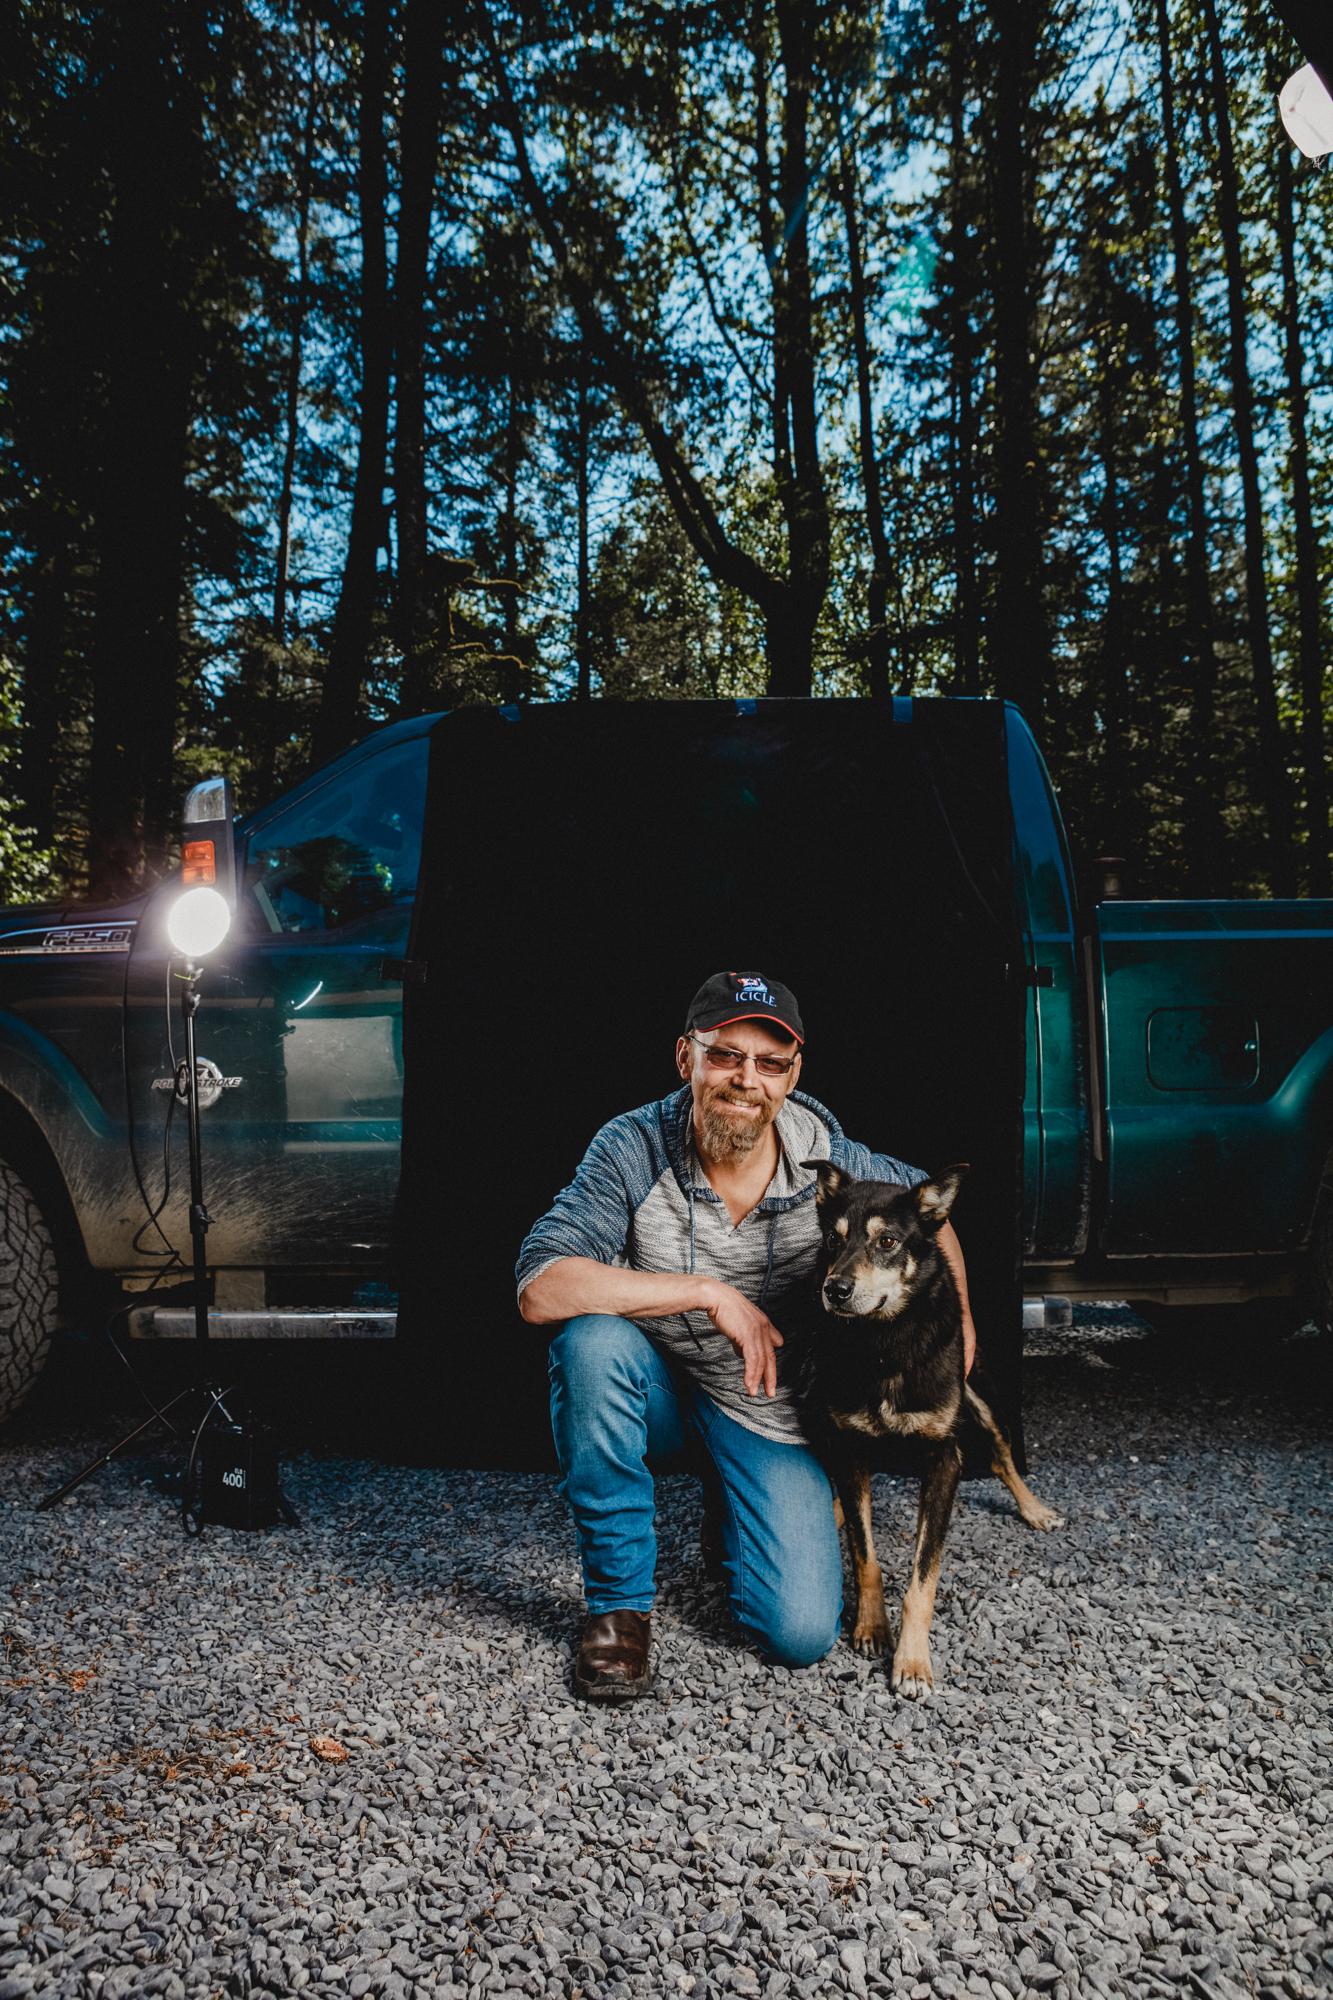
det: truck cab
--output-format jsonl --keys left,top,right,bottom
{"left": 0, "top": 699, "right": 1328, "bottom": 1424}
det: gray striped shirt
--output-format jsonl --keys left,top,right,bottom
{"left": 516, "top": 1088, "right": 926, "bottom": 1444}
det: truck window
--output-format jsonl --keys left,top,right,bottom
{"left": 242, "top": 738, "right": 429, "bottom": 936}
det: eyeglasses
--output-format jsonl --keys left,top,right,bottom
{"left": 687, "top": 1032, "right": 799, "bottom": 1078}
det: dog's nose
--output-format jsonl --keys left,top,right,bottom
{"left": 824, "top": 1277, "right": 854, "bottom": 1308}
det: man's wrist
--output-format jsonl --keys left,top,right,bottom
{"left": 692, "top": 1276, "right": 726, "bottom": 1316}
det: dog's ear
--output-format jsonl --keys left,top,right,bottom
{"left": 914, "top": 1163, "right": 969, "bottom": 1230}
{"left": 803, "top": 1159, "right": 848, "bottom": 1208}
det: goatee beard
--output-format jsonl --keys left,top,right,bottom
{"left": 700, "top": 1089, "right": 777, "bottom": 1160}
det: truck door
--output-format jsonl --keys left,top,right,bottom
{"left": 123, "top": 735, "right": 429, "bottom": 1274}
{"left": 1094, "top": 899, "right": 1326, "bottom": 1254}
{"left": 1005, "top": 707, "right": 1088, "bottom": 1259}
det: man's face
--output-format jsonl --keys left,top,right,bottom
{"left": 675, "top": 1020, "right": 803, "bottom": 1162}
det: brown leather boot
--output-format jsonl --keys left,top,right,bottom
{"left": 573, "top": 1610, "right": 654, "bottom": 1701}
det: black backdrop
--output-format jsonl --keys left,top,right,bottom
{"left": 394, "top": 698, "right": 1027, "bottom": 1472}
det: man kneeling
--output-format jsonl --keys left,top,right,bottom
{"left": 515, "top": 970, "right": 977, "bottom": 1700}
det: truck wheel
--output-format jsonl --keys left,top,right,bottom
{"left": 0, "top": 1160, "right": 60, "bottom": 1425}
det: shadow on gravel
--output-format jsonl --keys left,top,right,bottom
{"left": 12, "top": 1300, "right": 1329, "bottom": 1471}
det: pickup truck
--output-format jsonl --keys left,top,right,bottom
{"left": 0, "top": 699, "right": 1329, "bottom": 1425}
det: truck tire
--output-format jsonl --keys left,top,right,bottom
{"left": 0, "top": 1159, "right": 60, "bottom": 1425}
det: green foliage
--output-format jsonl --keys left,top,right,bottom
{"left": 0, "top": 0, "right": 1327, "bottom": 898}
{"left": 0, "top": 659, "right": 57, "bottom": 906}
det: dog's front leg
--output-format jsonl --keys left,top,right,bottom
{"left": 833, "top": 1455, "right": 889, "bottom": 1656}
{"left": 893, "top": 1441, "right": 962, "bottom": 1697}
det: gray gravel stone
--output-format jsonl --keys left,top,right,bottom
{"left": 0, "top": 1306, "right": 1328, "bottom": 2000}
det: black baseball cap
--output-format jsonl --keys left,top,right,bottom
{"left": 685, "top": 971, "right": 804, "bottom": 1045}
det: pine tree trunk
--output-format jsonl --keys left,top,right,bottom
{"left": 1095, "top": 326, "right": 1131, "bottom": 855}
{"left": 769, "top": 0, "right": 830, "bottom": 698}
{"left": 314, "top": 0, "right": 391, "bottom": 766}
{"left": 1277, "top": 142, "right": 1329, "bottom": 896}
{"left": 986, "top": 0, "right": 1046, "bottom": 733}
{"left": 266, "top": 8, "right": 321, "bottom": 799}
{"left": 87, "top": 1, "right": 196, "bottom": 897}
{"left": 946, "top": 6, "right": 980, "bottom": 696}
{"left": 1200, "top": 0, "right": 1294, "bottom": 893}
{"left": 1153, "top": 0, "right": 1224, "bottom": 893}
{"left": 752, "top": 7, "right": 791, "bottom": 499}
{"left": 273, "top": 10, "right": 320, "bottom": 652}
{"left": 394, "top": 0, "right": 445, "bottom": 717}
{"left": 575, "top": 365, "right": 591, "bottom": 704}
{"left": 838, "top": 139, "right": 889, "bottom": 706}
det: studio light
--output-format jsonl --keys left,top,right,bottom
{"left": 166, "top": 885, "right": 232, "bottom": 958}
{"left": 1280, "top": 63, "right": 1333, "bottom": 158}
{"left": 42, "top": 773, "right": 294, "bottom": 1534}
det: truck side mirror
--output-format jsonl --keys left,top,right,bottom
{"left": 166, "top": 778, "right": 237, "bottom": 959}
{"left": 1091, "top": 855, "right": 1129, "bottom": 902}
{"left": 180, "top": 778, "right": 237, "bottom": 908}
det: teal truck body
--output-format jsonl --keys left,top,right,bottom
{"left": 0, "top": 700, "right": 1328, "bottom": 1420}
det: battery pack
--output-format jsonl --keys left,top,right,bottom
{"left": 199, "top": 1419, "right": 288, "bottom": 1530}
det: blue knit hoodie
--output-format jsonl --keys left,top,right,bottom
{"left": 515, "top": 1087, "right": 926, "bottom": 1444}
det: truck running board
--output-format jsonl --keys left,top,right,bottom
{"left": 1022, "top": 1296, "right": 1072, "bottom": 1330}
{"left": 131, "top": 1303, "right": 1067, "bottom": 1339}
{"left": 128, "top": 1309, "right": 398, "bottom": 1341}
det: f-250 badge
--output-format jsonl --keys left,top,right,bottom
{"left": 151, "top": 1058, "right": 242, "bottom": 1110}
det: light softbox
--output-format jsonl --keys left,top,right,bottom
{"left": 394, "top": 698, "right": 1026, "bottom": 1474}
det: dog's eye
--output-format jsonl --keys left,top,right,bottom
{"left": 825, "top": 1229, "right": 842, "bottom": 1253}
{"left": 878, "top": 1236, "right": 898, "bottom": 1254}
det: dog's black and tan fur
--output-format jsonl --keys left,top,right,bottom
{"left": 796, "top": 1161, "right": 1062, "bottom": 1697}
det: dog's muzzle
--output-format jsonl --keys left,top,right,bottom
{"left": 823, "top": 1277, "right": 855, "bottom": 1310}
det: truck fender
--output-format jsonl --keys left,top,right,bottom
{"left": 1271, "top": 1023, "right": 1333, "bottom": 1243}
{"left": 0, "top": 1011, "right": 121, "bottom": 1283}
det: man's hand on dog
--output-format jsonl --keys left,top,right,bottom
{"left": 702, "top": 1283, "right": 785, "bottom": 1397}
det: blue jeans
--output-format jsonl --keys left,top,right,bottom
{"left": 548, "top": 1313, "right": 843, "bottom": 1668}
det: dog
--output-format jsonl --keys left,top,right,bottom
{"left": 795, "top": 1160, "right": 1062, "bottom": 1696}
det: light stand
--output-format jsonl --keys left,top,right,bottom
{"left": 39, "top": 783, "right": 295, "bottom": 1531}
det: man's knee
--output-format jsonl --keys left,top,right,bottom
{"left": 757, "top": 1606, "right": 841, "bottom": 1670}
{"left": 548, "top": 1313, "right": 653, "bottom": 1391}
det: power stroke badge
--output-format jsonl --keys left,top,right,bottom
{"left": 152, "top": 1058, "right": 242, "bottom": 1110}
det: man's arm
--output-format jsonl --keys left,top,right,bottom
{"left": 520, "top": 1257, "right": 787, "bottom": 1399}
{"left": 519, "top": 1258, "right": 718, "bottom": 1325}
{"left": 938, "top": 1221, "right": 977, "bottom": 1378}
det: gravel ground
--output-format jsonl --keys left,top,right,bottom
{"left": 1, "top": 1307, "right": 1330, "bottom": 2000}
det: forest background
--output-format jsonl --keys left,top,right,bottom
{"left": 0, "top": 0, "right": 1329, "bottom": 904}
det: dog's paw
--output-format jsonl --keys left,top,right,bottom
{"left": 1022, "top": 1499, "right": 1064, "bottom": 1532}
{"left": 850, "top": 1617, "right": 890, "bottom": 1657}
{"left": 891, "top": 1648, "right": 934, "bottom": 1698}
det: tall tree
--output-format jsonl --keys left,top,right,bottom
{"left": 486, "top": 0, "right": 832, "bottom": 696}
{"left": 87, "top": 1, "right": 205, "bottom": 894}
{"left": 1152, "top": 0, "right": 1224, "bottom": 891}
{"left": 273, "top": 8, "right": 322, "bottom": 653}
{"left": 314, "top": 0, "right": 392, "bottom": 764}
{"left": 1276, "top": 139, "right": 1329, "bottom": 895}
{"left": 836, "top": 131, "right": 891, "bottom": 705}
{"left": 1199, "top": 0, "right": 1295, "bottom": 893}
{"left": 394, "top": 0, "right": 446, "bottom": 716}
{"left": 982, "top": 0, "right": 1048, "bottom": 731}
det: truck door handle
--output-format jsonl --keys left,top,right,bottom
{"left": 381, "top": 955, "right": 426, "bottom": 987}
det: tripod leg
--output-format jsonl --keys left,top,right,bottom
{"left": 36, "top": 1384, "right": 202, "bottom": 1511}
